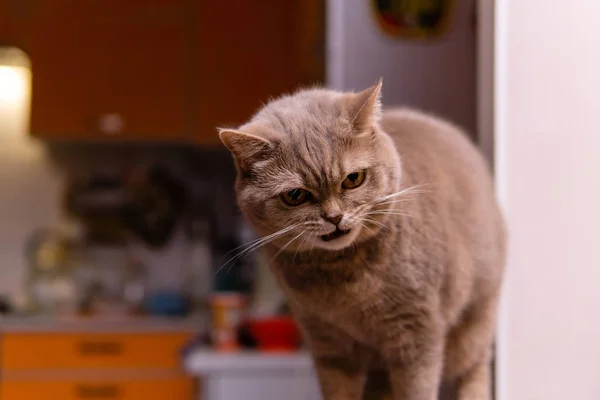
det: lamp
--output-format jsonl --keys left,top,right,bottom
{"left": 0, "top": 47, "right": 31, "bottom": 137}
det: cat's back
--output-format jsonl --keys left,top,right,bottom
{"left": 381, "top": 108, "right": 505, "bottom": 300}
{"left": 381, "top": 108, "right": 491, "bottom": 190}
{"left": 381, "top": 108, "right": 497, "bottom": 209}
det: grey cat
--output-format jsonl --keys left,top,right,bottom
{"left": 220, "top": 81, "right": 506, "bottom": 400}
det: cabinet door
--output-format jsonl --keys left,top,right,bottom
{"left": 0, "top": 376, "right": 196, "bottom": 400}
{"left": 0, "top": 3, "right": 15, "bottom": 42}
{"left": 24, "top": 0, "right": 187, "bottom": 141}
{"left": 1, "top": 332, "right": 192, "bottom": 370}
{"left": 189, "top": 0, "right": 325, "bottom": 146}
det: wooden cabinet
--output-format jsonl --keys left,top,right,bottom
{"left": 22, "top": 1, "right": 188, "bottom": 141}
{"left": 0, "top": 0, "right": 324, "bottom": 145}
{"left": 1, "top": 332, "right": 191, "bottom": 370}
{"left": 189, "top": 0, "right": 325, "bottom": 146}
{"left": 0, "top": 329, "right": 197, "bottom": 400}
{"left": 8, "top": 0, "right": 324, "bottom": 144}
{"left": 0, "top": 3, "right": 16, "bottom": 42}
{"left": 1, "top": 376, "right": 195, "bottom": 400}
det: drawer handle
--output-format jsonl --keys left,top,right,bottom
{"left": 77, "top": 341, "right": 124, "bottom": 356}
{"left": 76, "top": 384, "right": 121, "bottom": 398}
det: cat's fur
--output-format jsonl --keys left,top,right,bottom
{"left": 220, "top": 81, "right": 506, "bottom": 400}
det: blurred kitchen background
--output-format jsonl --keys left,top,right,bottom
{"left": 0, "top": 1, "right": 481, "bottom": 399}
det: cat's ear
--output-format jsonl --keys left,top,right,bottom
{"left": 219, "top": 129, "right": 274, "bottom": 172}
{"left": 348, "top": 79, "right": 383, "bottom": 132}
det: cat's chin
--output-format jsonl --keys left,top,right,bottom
{"left": 314, "top": 227, "right": 361, "bottom": 251}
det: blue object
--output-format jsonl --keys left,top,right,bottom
{"left": 143, "top": 292, "right": 189, "bottom": 316}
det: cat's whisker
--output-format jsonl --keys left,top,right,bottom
{"left": 224, "top": 232, "right": 280, "bottom": 257}
{"left": 308, "top": 235, "right": 316, "bottom": 258}
{"left": 215, "top": 223, "right": 302, "bottom": 275}
{"left": 372, "top": 191, "right": 426, "bottom": 205}
{"left": 219, "top": 234, "right": 289, "bottom": 275}
{"left": 370, "top": 184, "right": 432, "bottom": 205}
{"left": 301, "top": 231, "right": 314, "bottom": 249}
{"left": 293, "top": 231, "right": 314, "bottom": 264}
{"left": 232, "top": 225, "right": 296, "bottom": 255}
{"left": 365, "top": 211, "right": 413, "bottom": 218}
{"left": 215, "top": 234, "right": 283, "bottom": 276}
{"left": 221, "top": 225, "right": 306, "bottom": 275}
{"left": 363, "top": 216, "right": 389, "bottom": 231}
{"left": 357, "top": 221, "right": 375, "bottom": 235}
{"left": 371, "top": 198, "right": 413, "bottom": 208}
{"left": 269, "top": 229, "right": 307, "bottom": 264}
{"left": 224, "top": 222, "right": 304, "bottom": 256}
{"left": 234, "top": 220, "right": 318, "bottom": 254}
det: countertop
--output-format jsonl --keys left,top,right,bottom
{"left": 184, "top": 349, "right": 314, "bottom": 374}
{"left": 0, "top": 315, "right": 206, "bottom": 333}
{"left": 185, "top": 349, "right": 321, "bottom": 400}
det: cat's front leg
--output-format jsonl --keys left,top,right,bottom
{"left": 313, "top": 352, "right": 367, "bottom": 400}
{"left": 300, "top": 318, "right": 367, "bottom": 399}
{"left": 387, "top": 357, "right": 442, "bottom": 400}
{"left": 383, "top": 329, "right": 444, "bottom": 400}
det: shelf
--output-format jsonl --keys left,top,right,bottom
{"left": 184, "top": 349, "right": 314, "bottom": 374}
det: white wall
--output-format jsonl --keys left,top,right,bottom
{"left": 0, "top": 61, "right": 62, "bottom": 300}
{"left": 496, "top": 0, "right": 600, "bottom": 399}
{"left": 327, "top": 0, "right": 477, "bottom": 134}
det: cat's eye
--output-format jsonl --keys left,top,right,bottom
{"left": 281, "top": 188, "right": 308, "bottom": 206}
{"left": 342, "top": 170, "right": 366, "bottom": 189}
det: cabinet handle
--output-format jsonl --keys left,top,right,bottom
{"left": 98, "top": 113, "right": 124, "bottom": 135}
{"left": 77, "top": 340, "right": 124, "bottom": 356}
{"left": 76, "top": 384, "right": 121, "bottom": 398}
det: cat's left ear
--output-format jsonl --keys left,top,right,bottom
{"left": 348, "top": 78, "right": 383, "bottom": 132}
{"left": 219, "top": 128, "right": 274, "bottom": 173}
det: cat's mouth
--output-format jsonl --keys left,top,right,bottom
{"left": 321, "top": 228, "right": 351, "bottom": 242}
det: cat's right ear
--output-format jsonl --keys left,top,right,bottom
{"left": 219, "top": 129, "right": 274, "bottom": 172}
{"left": 348, "top": 79, "right": 383, "bottom": 132}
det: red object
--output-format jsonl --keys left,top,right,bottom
{"left": 248, "top": 317, "right": 302, "bottom": 352}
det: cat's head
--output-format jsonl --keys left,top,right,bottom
{"left": 220, "top": 81, "right": 401, "bottom": 252}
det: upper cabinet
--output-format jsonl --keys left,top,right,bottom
{"left": 5, "top": 0, "right": 325, "bottom": 144}
{"left": 0, "top": 3, "right": 16, "bottom": 43}
{"left": 22, "top": 1, "right": 187, "bottom": 141}
{"left": 190, "top": 0, "right": 325, "bottom": 145}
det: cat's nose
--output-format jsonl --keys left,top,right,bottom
{"left": 324, "top": 214, "right": 343, "bottom": 226}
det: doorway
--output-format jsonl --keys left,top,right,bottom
{"left": 326, "top": 0, "right": 498, "bottom": 398}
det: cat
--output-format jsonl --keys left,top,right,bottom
{"left": 219, "top": 80, "right": 506, "bottom": 400}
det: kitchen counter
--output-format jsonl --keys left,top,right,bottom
{"left": 0, "top": 315, "right": 206, "bottom": 333}
{"left": 184, "top": 349, "right": 321, "bottom": 400}
{"left": 184, "top": 349, "right": 314, "bottom": 372}
{"left": 0, "top": 316, "right": 322, "bottom": 400}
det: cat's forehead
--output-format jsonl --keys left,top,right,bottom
{"left": 254, "top": 140, "right": 374, "bottom": 196}
{"left": 251, "top": 90, "right": 353, "bottom": 137}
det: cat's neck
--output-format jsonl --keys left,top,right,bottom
{"left": 269, "top": 227, "right": 396, "bottom": 292}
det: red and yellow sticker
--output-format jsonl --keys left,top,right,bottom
{"left": 371, "top": 0, "right": 456, "bottom": 40}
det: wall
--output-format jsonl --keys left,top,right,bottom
{"left": 0, "top": 64, "right": 62, "bottom": 300}
{"left": 496, "top": 0, "right": 600, "bottom": 399}
{"left": 327, "top": 0, "right": 477, "bottom": 135}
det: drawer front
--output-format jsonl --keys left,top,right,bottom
{"left": 0, "top": 376, "right": 196, "bottom": 400}
{"left": 1, "top": 333, "right": 191, "bottom": 370}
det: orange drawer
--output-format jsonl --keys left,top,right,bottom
{"left": 1, "top": 332, "right": 192, "bottom": 370}
{"left": 0, "top": 376, "right": 196, "bottom": 400}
